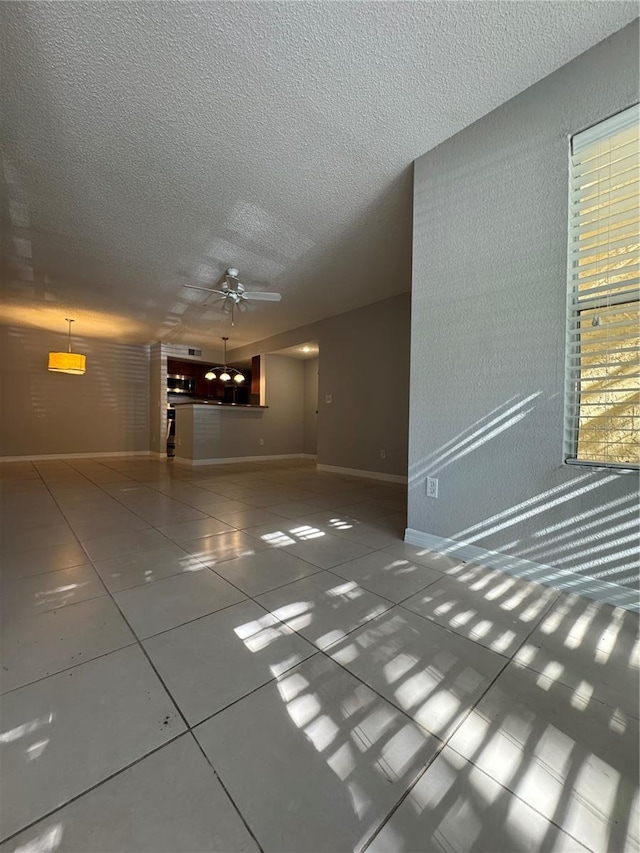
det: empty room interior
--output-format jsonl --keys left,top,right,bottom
{"left": 1, "top": 3, "right": 639, "bottom": 852}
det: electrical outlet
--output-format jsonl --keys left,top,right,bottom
{"left": 259, "top": 438, "right": 265, "bottom": 446}
{"left": 426, "top": 476, "right": 439, "bottom": 498}
{"left": 380, "top": 449, "right": 386, "bottom": 459}
{"left": 325, "top": 394, "right": 333, "bottom": 404}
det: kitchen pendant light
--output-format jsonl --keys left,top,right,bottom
{"left": 204, "top": 336, "right": 244, "bottom": 383}
{"left": 48, "top": 319, "right": 86, "bottom": 375}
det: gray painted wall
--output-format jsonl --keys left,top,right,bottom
{"left": 262, "top": 354, "right": 305, "bottom": 456}
{"left": 316, "top": 298, "right": 409, "bottom": 475}
{"left": 0, "top": 325, "right": 150, "bottom": 457}
{"left": 409, "top": 22, "right": 639, "bottom": 589}
{"left": 303, "top": 357, "right": 319, "bottom": 456}
{"left": 149, "top": 342, "right": 167, "bottom": 454}
{"left": 230, "top": 293, "right": 411, "bottom": 477}
{"left": 174, "top": 353, "right": 304, "bottom": 461}
{"left": 174, "top": 405, "right": 269, "bottom": 462}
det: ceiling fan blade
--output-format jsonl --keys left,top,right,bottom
{"left": 183, "top": 284, "right": 229, "bottom": 296}
{"left": 242, "top": 292, "right": 282, "bottom": 302}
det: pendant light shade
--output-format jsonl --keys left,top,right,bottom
{"left": 204, "top": 337, "right": 244, "bottom": 384}
{"left": 47, "top": 351, "right": 87, "bottom": 374}
{"left": 48, "top": 319, "right": 86, "bottom": 375}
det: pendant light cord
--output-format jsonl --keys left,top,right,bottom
{"left": 66, "top": 318, "right": 74, "bottom": 353}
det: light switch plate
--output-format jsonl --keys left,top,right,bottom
{"left": 325, "top": 394, "right": 333, "bottom": 404}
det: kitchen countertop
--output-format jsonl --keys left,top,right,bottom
{"left": 172, "top": 400, "right": 268, "bottom": 409}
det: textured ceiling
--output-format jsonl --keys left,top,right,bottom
{"left": 1, "top": 2, "right": 637, "bottom": 348}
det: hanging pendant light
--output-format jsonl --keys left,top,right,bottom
{"left": 204, "top": 336, "right": 244, "bottom": 383}
{"left": 48, "top": 319, "right": 86, "bottom": 375}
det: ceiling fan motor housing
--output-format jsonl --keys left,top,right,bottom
{"left": 182, "top": 266, "right": 282, "bottom": 325}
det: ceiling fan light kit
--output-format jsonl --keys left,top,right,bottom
{"left": 184, "top": 267, "right": 282, "bottom": 326}
{"left": 48, "top": 318, "right": 87, "bottom": 375}
{"left": 205, "top": 336, "right": 244, "bottom": 383}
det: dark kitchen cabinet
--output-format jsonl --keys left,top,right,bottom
{"left": 167, "top": 358, "right": 251, "bottom": 401}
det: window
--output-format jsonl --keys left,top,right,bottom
{"left": 564, "top": 104, "right": 640, "bottom": 469}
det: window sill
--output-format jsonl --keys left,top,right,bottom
{"left": 563, "top": 458, "right": 639, "bottom": 473}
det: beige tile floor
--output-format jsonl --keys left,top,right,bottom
{"left": 0, "top": 457, "right": 638, "bottom": 853}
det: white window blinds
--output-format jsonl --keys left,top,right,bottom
{"left": 564, "top": 104, "right": 640, "bottom": 469}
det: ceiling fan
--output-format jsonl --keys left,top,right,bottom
{"left": 184, "top": 267, "right": 282, "bottom": 326}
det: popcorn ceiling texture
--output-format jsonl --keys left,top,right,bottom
{"left": 1, "top": 1, "right": 637, "bottom": 347}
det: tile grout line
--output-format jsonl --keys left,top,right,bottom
{"left": 60, "top": 456, "right": 401, "bottom": 593}
{"left": 7, "top": 458, "right": 599, "bottom": 853}
{"left": 0, "top": 637, "right": 140, "bottom": 697}
{"left": 67, "top": 454, "right": 405, "bottom": 551}
{"left": 0, "top": 732, "right": 186, "bottom": 848}
{"left": 97, "top": 456, "right": 405, "bottom": 512}
{"left": 358, "top": 585, "right": 592, "bottom": 853}
{"left": 188, "top": 732, "right": 266, "bottom": 853}
{"left": 66, "top": 455, "right": 388, "bottom": 524}
{"left": 59, "top": 456, "right": 406, "bottom": 559}
{"left": 4, "top": 479, "right": 407, "bottom": 692}
{"left": 10, "top": 460, "right": 419, "bottom": 847}
{"left": 17, "top": 460, "right": 267, "bottom": 853}
{"left": 0, "top": 462, "right": 624, "bottom": 851}
{"left": 20, "top": 460, "right": 401, "bottom": 805}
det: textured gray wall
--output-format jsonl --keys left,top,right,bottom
{"left": 409, "top": 21, "right": 640, "bottom": 589}
{"left": 230, "top": 293, "right": 411, "bottom": 477}
{"left": 303, "top": 357, "right": 319, "bottom": 456}
{"left": 174, "top": 405, "right": 267, "bottom": 462}
{"left": 0, "top": 325, "right": 150, "bottom": 457}
{"left": 149, "top": 342, "right": 167, "bottom": 454}
{"left": 316, "top": 297, "right": 410, "bottom": 475}
{"left": 175, "top": 404, "right": 195, "bottom": 460}
{"left": 262, "top": 354, "right": 305, "bottom": 455}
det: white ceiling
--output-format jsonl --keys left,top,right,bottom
{"left": 1, "top": 2, "right": 637, "bottom": 348}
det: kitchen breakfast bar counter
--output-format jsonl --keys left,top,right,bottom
{"left": 173, "top": 401, "right": 270, "bottom": 465}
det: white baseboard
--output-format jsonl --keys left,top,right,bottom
{"left": 0, "top": 451, "right": 152, "bottom": 463}
{"left": 404, "top": 529, "right": 639, "bottom": 611}
{"left": 317, "top": 464, "right": 407, "bottom": 484}
{"left": 174, "top": 453, "right": 314, "bottom": 467}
